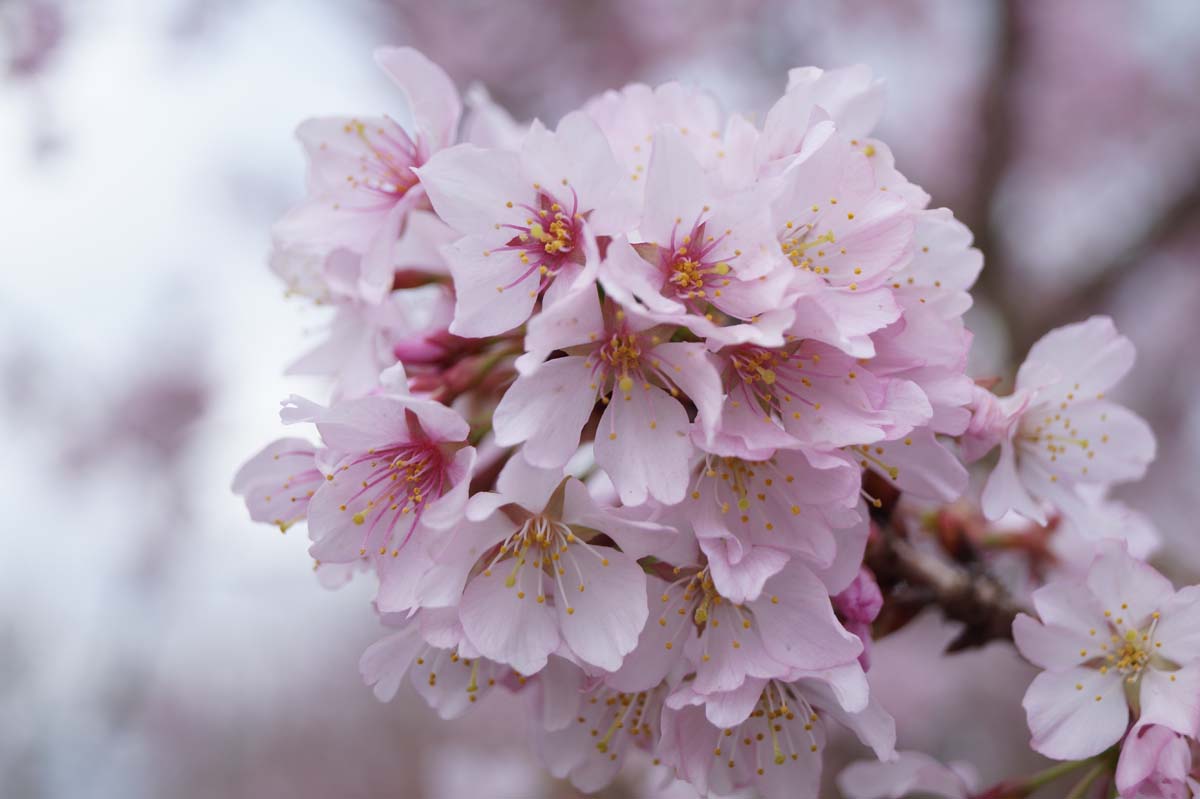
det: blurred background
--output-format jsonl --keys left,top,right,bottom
{"left": 3, "top": 1, "right": 1199, "bottom": 797}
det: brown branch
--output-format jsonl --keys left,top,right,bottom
{"left": 864, "top": 509, "right": 1022, "bottom": 652}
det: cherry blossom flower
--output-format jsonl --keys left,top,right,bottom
{"left": 771, "top": 129, "right": 915, "bottom": 358}
{"left": 599, "top": 128, "right": 793, "bottom": 346}
{"left": 583, "top": 80, "right": 727, "bottom": 187}
{"left": 272, "top": 47, "right": 462, "bottom": 301}
{"left": 968, "top": 316, "right": 1156, "bottom": 525}
{"left": 612, "top": 558, "right": 862, "bottom": 698}
{"left": 659, "top": 665, "right": 894, "bottom": 799}
{"left": 442, "top": 454, "right": 674, "bottom": 675}
{"left": 1013, "top": 542, "right": 1200, "bottom": 760}
{"left": 416, "top": 110, "right": 634, "bottom": 337}
{"left": 360, "top": 609, "right": 507, "bottom": 719}
{"left": 281, "top": 390, "right": 476, "bottom": 564}
{"left": 493, "top": 288, "right": 722, "bottom": 505}
{"left": 531, "top": 658, "right": 671, "bottom": 793}
{"left": 683, "top": 449, "right": 863, "bottom": 602}
{"left": 713, "top": 338, "right": 931, "bottom": 457}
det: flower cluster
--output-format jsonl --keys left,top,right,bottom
{"left": 234, "top": 47, "right": 1194, "bottom": 798}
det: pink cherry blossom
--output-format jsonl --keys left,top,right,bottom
{"left": 416, "top": 110, "right": 633, "bottom": 337}
{"left": 624, "top": 558, "right": 862, "bottom": 697}
{"left": 360, "top": 609, "right": 507, "bottom": 719}
{"left": 583, "top": 80, "right": 726, "bottom": 185}
{"left": 598, "top": 128, "right": 793, "bottom": 346}
{"left": 444, "top": 454, "right": 674, "bottom": 675}
{"left": 969, "top": 316, "right": 1156, "bottom": 525}
{"left": 1013, "top": 542, "right": 1200, "bottom": 760}
{"left": 282, "top": 391, "right": 476, "bottom": 564}
{"left": 272, "top": 47, "right": 462, "bottom": 301}
{"left": 772, "top": 129, "right": 914, "bottom": 358}
{"left": 660, "top": 665, "right": 894, "bottom": 799}
{"left": 713, "top": 338, "right": 931, "bottom": 457}
{"left": 493, "top": 288, "right": 722, "bottom": 505}
{"left": 683, "top": 449, "right": 863, "bottom": 603}
{"left": 531, "top": 659, "right": 670, "bottom": 794}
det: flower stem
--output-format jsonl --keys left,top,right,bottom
{"left": 1063, "top": 762, "right": 1106, "bottom": 799}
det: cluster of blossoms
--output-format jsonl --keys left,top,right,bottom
{"left": 234, "top": 48, "right": 1199, "bottom": 798}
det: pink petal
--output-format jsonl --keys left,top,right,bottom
{"left": 1154, "top": 586, "right": 1200, "bottom": 663}
{"left": 493, "top": 357, "right": 596, "bottom": 467}
{"left": 1012, "top": 613, "right": 1096, "bottom": 670}
{"left": 416, "top": 144, "right": 527, "bottom": 238}
{"left": 557, "top": 548, "right": 647, "bottom": 672}
{"left": 459, "top": 565, "right": 560, "bottom": 676}
{"left": 1023, "top": 666, "right": 1128, "bottom": 760}
{"left": 373, "top": 47, "right": 461, "bottom": 149}
{"left": 442, "top": 234, "right": 539, "bottom": 337}
{"left": 593, "top": 385, "right": 692, "bottom": 506}
{"left": 981, "top": 439, "right": 1046, "bottom": 524}
{"left": 1139, "top": 664, "right": 1200, "bottom": 739}
{"left": 752, "top": 563, "right": 863, "bottom": 671}
{"left": 1084, "top": 542, "right": 1175, "bottom": 628}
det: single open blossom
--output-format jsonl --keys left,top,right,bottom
{"left": 713, "top": 337, "right": 931, "bottom": 457}
{"left": 660, "top": 665, "right": 894, "bottom": 799}
{"left": 684, "top": 448, "right": 863, "bottom": 603}
{"left": 493, "top": 287, "right": 722, "bottom": 505}
{"left": 272, "top": 47, "right": 462, "bottom": 301}
{"left": 281, "top": 390, "right": 476, "bottom": 564}
{"left": 417, "top": 110, "right": 634, "bottom": 337}
{"left": 968, "top": 316, "right": 1156, "bottom": 525}
{"left": 599, "top": 128, "right": 793, "bottom": 346}
{"left": 838, "top": 751, "right": 978, "bottom": 799}
{"left": 1116, "top": 723, "right": 1194, "bottom": 799}
{"left": 609, "top": 558, "right": 862, "bottom": 698}
{"left": 438, "top": 454, "right": 674, "bottom": 675}
{"left": 770, "top": 128, "right": 915, "bottom": 359}
{"left": 360, "top": 609, "right": 507, "bottom": 719}
{"left": 531, "top": 658, "right": 671, "bottom": 794}
{"left": 1013, "top": 542, "right": 1200, "bottom": 760}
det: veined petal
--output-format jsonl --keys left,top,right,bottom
{"left": 557, "top": 548, "right": 647, "bottom": 672}
{"left": 460, "top": 564, "right": 560, "bottom": 676}
{"left": 593, "top": 384, "right": 692, "bottom": 506}
{"left": 493, "top": 356, "right": 596, "bottom": 468}
{"left": 1023, "top": 666, "right": 1128, "bottom": 760}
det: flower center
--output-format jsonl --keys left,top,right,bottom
{"left": 338, "top": 441, "right": 447, "bottom": 557}
{"left": 479, "top": 514, "right": 611, "bottom": 614}
{"left": 342, "top": 118, "right": 420, "bottom": 202}
{"left": 492, "top": 188, "right": 586, "bottom": 295}
{"left": 577, "top": 687, "right": 659, "bottom": 758}
{"left": 713, "top": 680, "right": 821, "bottom": 773}
{"left": 692, "top": 455, "right": 803, "bottom": 531}
{"left": 651, "top": 218, "right": 737, "bottom": 309}
{"left": 656, "top": 567, "right": 759, "bottom": 654}
{"left": 779, "top": 222, "right": 836, "bottom": 274}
